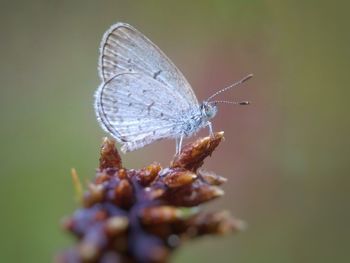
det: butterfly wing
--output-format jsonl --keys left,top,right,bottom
{"left": 98, "top": 22, "right": 199, "bottom": 108}
{"left": 95, "top": 72, "right": 185, "bottom": 152}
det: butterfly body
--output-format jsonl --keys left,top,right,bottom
{"left": 95, "top": 22, "right": 249, "bottom": 154}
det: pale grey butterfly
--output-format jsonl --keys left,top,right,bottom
{"left": 94, "top": 22, "right": 252, "bottom": 154}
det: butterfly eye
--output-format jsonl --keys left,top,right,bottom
{"left": 200, "top": 103, "right": 209, "bottom": 113}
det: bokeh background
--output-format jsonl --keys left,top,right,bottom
{"left": 1, "top": 1, "right": 349, "bottom": 262}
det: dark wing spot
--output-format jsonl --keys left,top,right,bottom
{"left": 153, "top": 70, "right": 162, "bottom": 79}
{"left": 127, "top": 93, "right": 132, "bottom": 97}
{"left": 128, "top": 102, "right": 133, "bottom": 107}
{"left": 160, "top": 112, "right": 164, "bottom": 117}
{"left": 142, "top": 89, "right": 147, "bottom": 93}
{"left": 147, "top": 101, "right": 155, "bottom": 114}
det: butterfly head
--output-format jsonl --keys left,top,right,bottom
{"left": 201, "top": 101, "right": 218, "bottom": 120}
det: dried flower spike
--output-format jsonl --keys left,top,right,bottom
{"left": 57, "top": 132, "right": 244, "bottom": 263}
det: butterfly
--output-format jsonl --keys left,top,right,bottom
{"left": 94, "top": 22, "right": 252, "bottom": 154}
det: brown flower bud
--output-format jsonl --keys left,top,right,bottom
{"left": 146, "top": 187, "right": 166, "bottom": 200}
{"left": 114, "top": 179, "right": 133, "bottom": 208}
{"left": 94, "top": 171, "right": 110, "bottom": 184}
{"left": 79, "top": 241, "right": 99, "bottom": 262}
{"left": 163, "top": 181, "right": 224, "bottom": 207}
{"left": 171, "top": 132, "right": 224, "bottom": 172}
{"left": 187, "top": 211, "right": 246, "bottom": 237}
{"left": 138, "top": 162, "right": 162, "bottom": 186}
{"left": 141, "top": 206, "right": 184, "bottom": 225}
{"left": 105, "top": 216, "right": 129, "bottom": 237}
{"left": 78, "top": 224, "right": 106, "bottom": 261}
{"left": 99, "top": 137, "right": 122, "bottom": 170}
{"left": 61, "top": 217, "right": 74, "bottom": 232}
{"left": 83, "top": 183, "right": 104, "bottom": 208}
{"left": 197, "top": 169, "right": 227, "bottom": 185}
{"left": 117, "top": 168, "right": 127, "bottom": 179}
{"left": 160, "top": 168, "right": 197, "bottom": 188}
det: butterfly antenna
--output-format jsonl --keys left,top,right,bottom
{"left": 206, "top": 73, "right": 253, "bottom": 102}
{"left": 212, "top": 100, "right": 250, "bottom": 105}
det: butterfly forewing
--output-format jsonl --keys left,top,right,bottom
{"left": 98, "top": 22, "right": 198, "bottom": 108}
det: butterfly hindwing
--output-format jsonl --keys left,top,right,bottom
{"left": 95, "top": 72, "right": 184, "bottom": 152}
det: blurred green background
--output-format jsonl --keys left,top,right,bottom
{"left": 0, "top": 0, "right": 349, "bottom": 262}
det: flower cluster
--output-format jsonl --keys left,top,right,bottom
{"left": 57, "top": 132, "right": 244, "bottom": 263}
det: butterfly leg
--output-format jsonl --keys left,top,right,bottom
{"left": 178, "top": 135, "right": 184, "bottom": 154}
{"left": 175, "top": 137, "right": 180, "bottom": 155}
{"left": 175, "top": 135, "right": 184, "bottom": 155}
{"left": 208, "top": 121, "right": 214, "bottom": 136}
